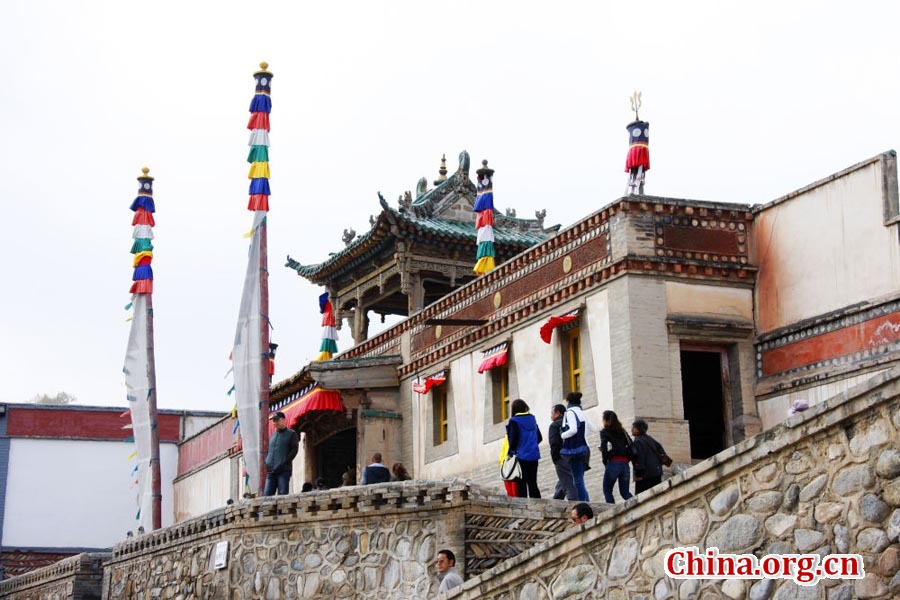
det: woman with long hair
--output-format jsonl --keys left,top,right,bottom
{"left": 391, "top": 462, "right": 411, "bottom": 481}
{"left": 506, "top": 398, "right": 542, "bottom": 498}
{"left": 600, "top": 410, "right": 634, "bottom": 503}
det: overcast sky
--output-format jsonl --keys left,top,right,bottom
{"left": 1, "top": 1, "right": 898, "bottom": 412}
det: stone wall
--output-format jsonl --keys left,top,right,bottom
{"left": 97, "top": 480, "right": 568, "bottom": 600}
{"left": 0, "top": 552, "right": 108, "bottom": 600}
{"left": 451, "top": 366, "right": 900, "bottom": 599}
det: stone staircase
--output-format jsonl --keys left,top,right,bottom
{"left": 447, "top": 367, "right": 900, "bottom": 599}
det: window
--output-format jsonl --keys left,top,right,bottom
{"left": 492, "top": 365, "right": 510, "bottom": 424}
{"left": 566, "top": 327, "right": 582, "bottom": 394}
{"left": 433, "top": 387, "right": 448, "bottom": 445}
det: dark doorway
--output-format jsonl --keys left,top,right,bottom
{"left": 316, "top": 428, "right": 356, "bottom": 489}
{"left": 680, "top": 350, "right": 727, "bottom": 460}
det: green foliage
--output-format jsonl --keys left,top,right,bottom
{"left": 30, "top": 391, "right": 77, "bottom": 405}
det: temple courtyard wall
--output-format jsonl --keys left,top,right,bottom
{"left": 7, "top": 366, "right": 900, "bottom": 598}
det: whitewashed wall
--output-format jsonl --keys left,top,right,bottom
{"left": 180, "top": 415, "right": 223, "bottom": 439}
{"left": 416, "top": 295, "right": 613, "bottom": 482}
{"left": 2, "top": 439, "right": 178, "bottom": 548}
{"left": 172, "top": 455, "right": 232, "bottom": 523}
{"left": 752, "top": 157, "right": 900, "bottom": 333}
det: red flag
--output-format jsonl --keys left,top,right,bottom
{"left": 412, "top": 371, "right": 447, "bottom": 394}
{"left": 539, "top": 310, "right": 580, "bottom": 344}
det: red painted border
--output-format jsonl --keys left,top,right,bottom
{"left": 6, "top": 407, "right": 181, "bottom": 442}
{"left": 761, "top": 310, "right": 900, "bottom": 376}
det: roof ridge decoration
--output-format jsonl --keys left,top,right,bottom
{"left": 286, "top": 150, "right": 559, "bottom": 283}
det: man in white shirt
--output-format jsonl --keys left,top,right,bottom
{"left": 435, "top": 549, "right": 463, "bottom": 593}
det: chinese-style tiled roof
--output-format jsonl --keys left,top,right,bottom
{"left": 286, "top": 151, "right": 559, "bottom": 283}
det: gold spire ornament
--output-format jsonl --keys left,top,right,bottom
{"left": 435, "top": 154, "right": 448, "bottom": 185}
{"left": 630, "top": 90, "right": 642, "bottom": 121}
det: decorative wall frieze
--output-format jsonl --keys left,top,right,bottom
{"left": 757, "top": 295, "right": 900, "bottom": 380}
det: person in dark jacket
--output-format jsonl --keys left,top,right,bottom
{"left": 506, "top": 399, "right": 542, "bottom": 498}
{"left": 631, "top": 418, "right": 666, "bottom": 494}
{"left": 599, "top": 410, "right": 633, "bottom": 504}
{"left": 560, "top": 392, "right": 594, "bottom": 502}
{"left": 360, "top": 453, "right": 391, "bottom": 485}
{"left": 264, "top": 411, "right": 300, "bottom": 496}
{"left": 549, "top": 404, "right": 577, "bottom": 500}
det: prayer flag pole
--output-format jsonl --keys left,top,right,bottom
{"left": 473, "top": 160, "right": 496, "bottom": 275}
{"left": 233, "top": 62, "right": 273, "bottom": 495}
{"left": 125, "top": 167, "right": 162, "bottom": 529}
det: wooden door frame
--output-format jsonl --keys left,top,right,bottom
{"left": 679, "top": 342, "right": 734, "bottom": 449}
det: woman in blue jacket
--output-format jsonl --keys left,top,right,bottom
{"left": 506, "top": 399, "right": 543, "bottom": 498}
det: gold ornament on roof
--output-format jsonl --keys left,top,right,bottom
{"left": 630, "top": 90, "right": 642, "bottom": 121}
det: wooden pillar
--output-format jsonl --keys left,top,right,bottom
{"left": 407, "top": 273, "right": 425, "bottom": 315}
{"left": 352, "top": 306, "right": 370, "bottom": 344}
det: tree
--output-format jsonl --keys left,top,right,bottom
{"left": 30, "top": 391, "right": 77, "bottom": 405}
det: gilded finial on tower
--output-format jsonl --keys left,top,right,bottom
{"left": 138, "top": 166, "right": 154, "bottom": 181}
{"left": 625, "top": 92, "right": 649, "bottom": 195}
{"left": 630, "top": 90, "right": 642, "bottom": 121}
{"left": 434, "top": 154, "right": 448, "bottom": 185}
{"left": 255, "top": 62, "right": 272, "bottom": 75}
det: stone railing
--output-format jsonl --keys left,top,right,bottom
{"left": 0, "top": 552, "right": 108, "bottom": 599}
{"left": 100, "top": 479, "right": 571, "bottom": 599}
{"left": 450, "top": 366, "right": 900, "bottom": 599}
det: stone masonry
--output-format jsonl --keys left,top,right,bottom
{"left": 0, "top": 481, "right": 566, "bottom": 600}
{"left": 449, "top": 366, "right": 900, "bottom": 599}
{"left": 0, "top": 553, "right": 108, "bottom": 600}
{"left": 9, "top": 367, "right": 900, "bottom": 599}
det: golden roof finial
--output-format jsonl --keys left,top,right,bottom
{"left": 141, "top": 167, "right": 150, "bottom": 176}
{"left": 629, "top": 90, "right": 642, "bottom": 121}
{"left": 433, "top": 154, "right": 449, "bottom": 185}
{"left": 260, "top": 61, "right": 269, "bottom": 71}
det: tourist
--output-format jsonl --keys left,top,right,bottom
{"left": 549, "top": 403, "right": 577, "bottom": 500}
{"left": 263, "top": 411, "right": 299, "bottom": 496}
{"left": 560, "top": 392, "right": 593, "bottom": 502}
{"left": 569, "top": 502, "right": 594, "bottom": 526}
{"left": 301, "top": 482, "right": 313, "bottom": 493}
{"left": 630, "top": 418, "right": 667, "bottom": 494}
{"left": 341, "top": 465, "right": 357, "bottom": 486}
{"left": 788, "top": 399, "right": 809, "bottom": 417}
{"left": 506, "top": 399, "right": 542, "bottom": 498}
{"left": 498, "top": 434, "right": 519, "bottom": 497}
{"left": 391, "top": 462, "right": 411, "bottom": 481}
{"left": 434, "top": 549, "right": 464, "bottom": 593}
{"left": 360, "top": 452, "right": 391, "bottom": 485}
{"left": 599, "top": 410, "right": 633, "bottom": 504}
{"left": 314, "top": 477, "right": 327, "bottom": 490}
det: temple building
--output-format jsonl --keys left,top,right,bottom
{"left": 286, "top": 152, "right": 558, "bottom": 344}
{"left": 171, "top": 149, "right": 900, "bottom": 520}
